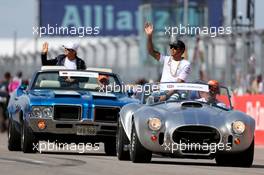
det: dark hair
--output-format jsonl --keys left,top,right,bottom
{"left": 4, "top": 72, "right": 11, "bottom": 79}
{"left": 135, "top": 78, "right": 148, "bottom": 85}
{"left": 169, "top": 40, "right": 185, "bottom": 52}
{"left": 16, "top": 71, "right": 22, "bottom": 78}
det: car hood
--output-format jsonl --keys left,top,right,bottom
{"left": 28, "top": 90, "right": 135, "bottom": 106}
{"left": 144, "top": 101, "right": 227, "bottom": 126}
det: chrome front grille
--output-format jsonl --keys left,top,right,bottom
{"left": 172, "top": 125, "right": 221, "bottom": 145}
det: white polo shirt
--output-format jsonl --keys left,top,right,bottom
{"left": 159, "top": 55, "right": 191, "bottom": 82}
{"left": 64, "top": 57, "right": 77, "bottom": 70}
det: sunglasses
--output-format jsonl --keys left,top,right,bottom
{"left": 65, "top": 48, "right": 75, "bottom": 52}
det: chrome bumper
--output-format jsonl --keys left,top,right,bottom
{"left": 27, "top": 118, "right": 117, "bottom": 136}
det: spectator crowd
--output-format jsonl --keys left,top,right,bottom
{"left": 0, "top": 71, "right": 28, "bottom": 132}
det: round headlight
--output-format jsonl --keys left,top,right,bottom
{"left": 148, "top": 118, "right": 162, "bottom": 131}
{"left": 232, "top": 121, "right": 245, "bottom": 134}
{"left": 42, "top": 107, "right": 53, "bottom": 118}
{"left": 32, "top": 107, "right": 42, "bottom": 118}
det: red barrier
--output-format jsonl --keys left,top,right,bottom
{"left": 232, "top": 95, "right": 264, "bottom": 145}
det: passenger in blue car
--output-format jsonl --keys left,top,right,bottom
{"left": 41, "top": 42, "right": 86, "bottom": 70}
{"left": 97, "top": 75, "right": 110, "bottom": 92}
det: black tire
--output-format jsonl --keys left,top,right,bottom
{"left": 116, "top": 119, "right": 130, "bottom": 160}
{"left": 8, "top": 119, "right": 21, "bottom": 151}
{"left": 215, "top": 139, "right": 254, "bottom": 167}
{"left": 130, "top": 122, "right": 152, "bottom": 163}
{"left": 104, "top": 137, "right": 117, "bottom": 156}
{"left": 0, "top": 105, "right": 7, "bottom": 133}
{"left": 21, "top": 122, "right": 38, "bottom": 153}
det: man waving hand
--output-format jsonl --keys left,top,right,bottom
{"left": 145, "top": 22, "right": 191, "bottom": 83}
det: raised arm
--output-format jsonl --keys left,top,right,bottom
{"left": 144, "top": 22, "right": 161, "bottom": 61}
{"left": 41, "top": 42, "right": 58, "bottom": 65}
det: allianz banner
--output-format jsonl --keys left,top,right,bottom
{"left": 39, "top": 0, "right": 223, "bottom": 36}
{"left": 40, "top": 0, "right": 139, "bottom": 36}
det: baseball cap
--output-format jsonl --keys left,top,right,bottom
{"left": 169, "top": 40, "right": 185, "bottom": 51}
{"left": 62, "top": 42, "right": 79, "bottom": 51}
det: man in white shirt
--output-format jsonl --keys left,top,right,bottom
{"left": 145, "top": 22, "right": 191, "bottom": 83}
{"left": 41, "top": 42, "right": 86, "bottom": 70}
{"left": 41, "top": 42, "right": 87, "bottom": 86}
{"left": 144, "top": 22, "right": 191, "bottom": 100}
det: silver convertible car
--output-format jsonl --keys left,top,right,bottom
{"left": 117, "top": 82, "right": 255, "bottom": 167}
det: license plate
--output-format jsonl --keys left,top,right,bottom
{"left": 76, "top": 126, "right": 97, "bottom": 135}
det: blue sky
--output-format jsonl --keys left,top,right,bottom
{"left": 0, "top": 0, "right": 263, "bottom": 38}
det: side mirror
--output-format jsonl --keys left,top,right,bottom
{"left": 16, "top": 84, "right": 27, "bottom": 96}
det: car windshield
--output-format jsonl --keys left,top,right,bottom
{"left": 31, "top": 70, "right": 122, "bottom": 93}
{"left": 142, "top": 82, "right": 232, "bottom": 110}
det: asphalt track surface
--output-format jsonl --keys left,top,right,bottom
{"left": 0, "top": 133, "right": 264, "bottom": 175}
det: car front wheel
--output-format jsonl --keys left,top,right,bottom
{"left": 104, "top": 137, "right": 117, "bottom": 156}
{"left": 130, "top": 122, "right": 152, "bottom": 163}
{"left": 8, "top": 118, "right": 21, "bottom": 151}
{"left": 116, "top": 119, "right": 130, "bottom": 160}
{"left": 21, "top": 122, "right": 38, "bottom": 153}
{"left": 215, "top": 138, "right": 254, "bottom": 167}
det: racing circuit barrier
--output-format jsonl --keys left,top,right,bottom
{"left": 232, "top": 95, "right": 264, "bottom": 145}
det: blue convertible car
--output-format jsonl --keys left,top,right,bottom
{"left": 7, "top": 66, "right": 137, "bottom": 154}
